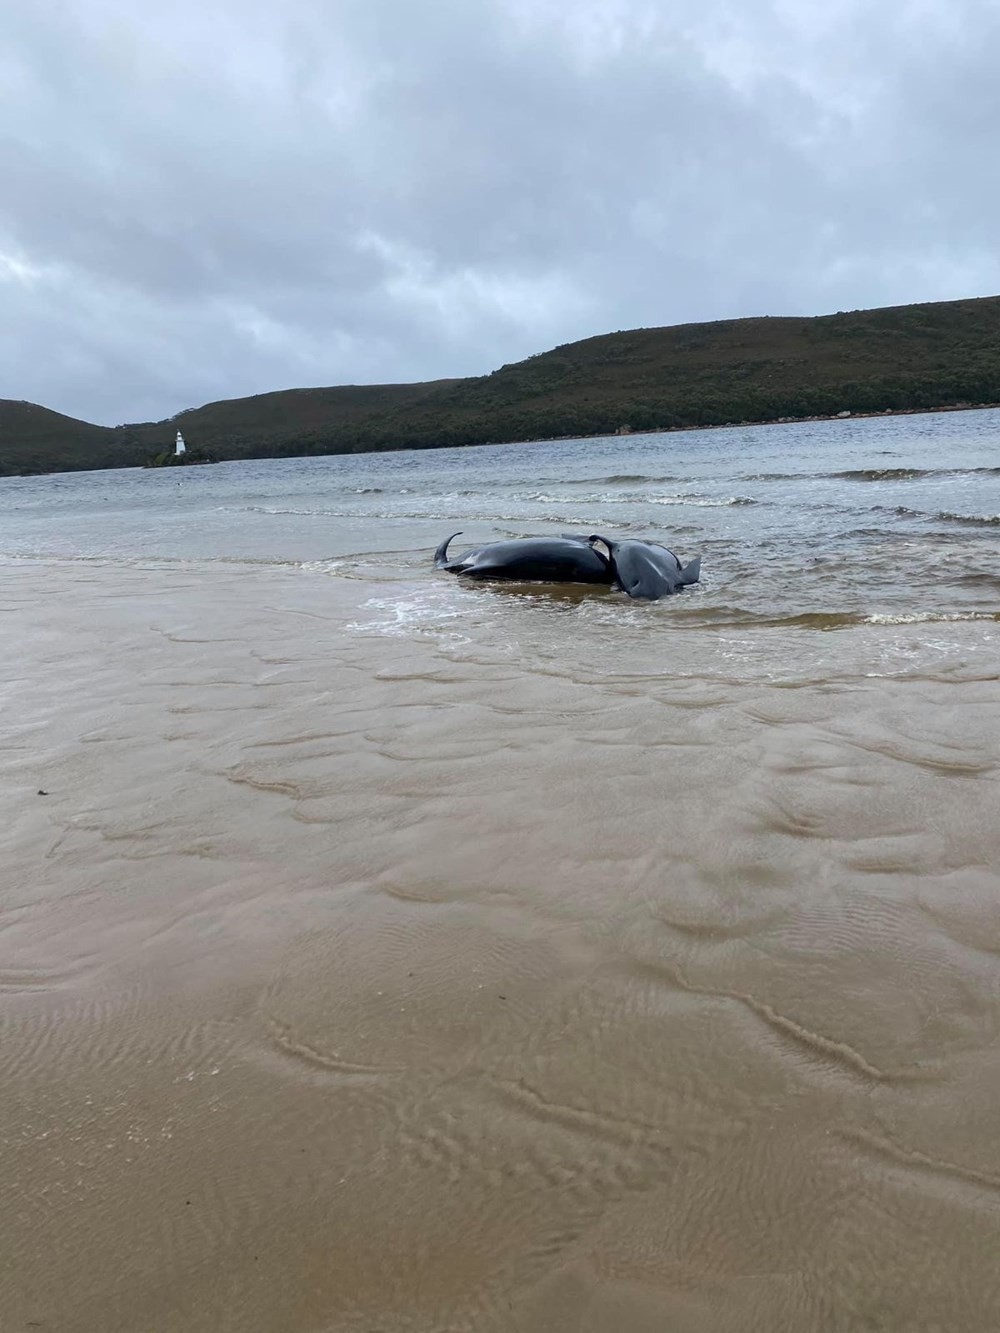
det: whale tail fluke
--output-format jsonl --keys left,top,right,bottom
{"left": 678, "top": 557, "right": 701, "bottom": 586}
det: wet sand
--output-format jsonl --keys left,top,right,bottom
{"left": 3, "top": 557, "right": 1000, "bottom": 1331}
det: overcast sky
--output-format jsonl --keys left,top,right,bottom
{"left": 3, "top": 0, "right": 999, "bottom": 425}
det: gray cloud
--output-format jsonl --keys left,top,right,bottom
{"left": 2, "top": 0, "right": 998, "bottom": 424}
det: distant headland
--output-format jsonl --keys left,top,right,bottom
{"left": 2, "top": 294, "right": 999, "bottom": 477}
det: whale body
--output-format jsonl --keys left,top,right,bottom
{"left": 588, "top": 534, "right": 701, "bottom": 600}
{"left": 434, "top": 534, "right": 612, "bottom": 585}
{"left": 434, "top": 533, "right": 700, "bottom": 600}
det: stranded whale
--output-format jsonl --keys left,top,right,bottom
{"left": 434, "top": 533, "right": 700, "bottom": 601}
{"left": 588, "top": 534, "right": 701, "bottom": 600}
{"left": 434, "top": 534, "right": 612, "bottom": 586}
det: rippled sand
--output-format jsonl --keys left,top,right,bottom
{"left": 3, "top": 558, "right": 1000, "bottom": 1331}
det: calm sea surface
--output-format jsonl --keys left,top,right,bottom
{"left": 2, "top": 411, "right": 999, "bottom": 1331}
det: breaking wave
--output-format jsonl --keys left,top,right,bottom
{"left": 743, "top": 465, "right": 1000, "bottom": 483}
{"left": 937, "top": 511, "right": 1000, "bottom": 527}
{"left": 593, "top": 473, "right": 682, "bottom": 485}
{"left": 523, "top": 491, "right": 756, "bottom": 507}
{"left": 832, "top": 467, "right": 936, "bottom": 482}
{"left": 864, "top": 610, "right": 1000, "bottom": 624}
{"left": 670, "top": 608, "right": 1000, "bottom": 631}
{"left": 649, "top": 495, "right": 756, "bottom": 507}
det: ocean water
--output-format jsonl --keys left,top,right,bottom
{"left": 3, "top": 409, "right": 999, "bottom": 676}
{"left": 2, "top": 411, "right": 999, "bottom": 1331}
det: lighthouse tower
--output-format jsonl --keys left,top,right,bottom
{"left": 175, "top": 430, "right": 186, "bottom": 457}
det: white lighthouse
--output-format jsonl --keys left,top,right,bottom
{"left": 175, "top": 430, "right": 186, "bottom": 457}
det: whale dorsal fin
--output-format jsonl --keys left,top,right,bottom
{"left": 434, "top": 532, "right": 463, "bottom": 567}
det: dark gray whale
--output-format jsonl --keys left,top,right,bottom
{"left": 434, "top": 534, "right": 613, "bottom": 585}
{"left": 434, "top": 533, "right": 700, "bottom": 600}
{"left": 588, "top": 534, "right": 701, "bottom": 600}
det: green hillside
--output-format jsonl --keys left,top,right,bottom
{"left": 0, "top": 401, "right": 140, "bottom": 475}
{"left": 2, "top": 295, "right": 999, "bottom": 476}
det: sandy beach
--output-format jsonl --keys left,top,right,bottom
{"left": 3, "top": 411, "right": 1000, "bottom": 1329}
{"left": 3, "top": 544, "right": 1000, "bottom": 1330}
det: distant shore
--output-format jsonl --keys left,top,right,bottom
{"left": 5, "top": 293, "right": 1000, "bottom": 477}
{"left": 4, "top": 397, "right": 998, "bottom": 482}
{"left": 517, "top": 399, "right": 1000, "bottom": 448}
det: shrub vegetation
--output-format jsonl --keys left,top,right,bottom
{"left": 2, "top": 296, "right": 999, "bottom": 476}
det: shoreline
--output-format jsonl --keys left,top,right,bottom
{"left": 515, "top": 398, "right": 1000, "bottom": 448}
{"left": 4, "top": 399, "right": 998, "bottom": 483}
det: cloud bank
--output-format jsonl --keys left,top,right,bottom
{"left": 2, "top": 0, "right": 998, "bottom": 423}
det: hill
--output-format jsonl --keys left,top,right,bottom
{"left": 2, "top": 295, "right": 999, "bottom": 476}
{"left": 0, "top": 401, "right": 140, "bottom": 476}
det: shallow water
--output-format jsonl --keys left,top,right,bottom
{"left": 2, "top": 412, "right": 999, "bottom": 1330}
